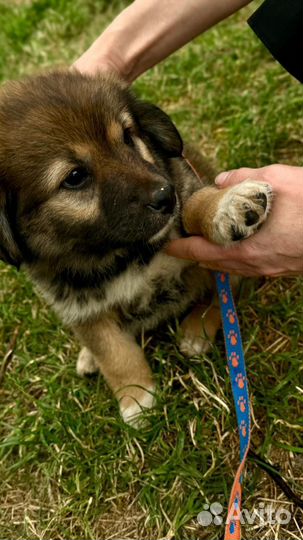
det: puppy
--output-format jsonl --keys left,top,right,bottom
{"left": 0, "top": 71, "right": 272, "bottom": 425}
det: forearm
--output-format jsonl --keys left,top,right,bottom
{"left": 74, "top": 0, "right": 252, "bottom": 81}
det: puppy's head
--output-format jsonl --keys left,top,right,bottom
{"left": 0, "top": 70, "right": 183, "bottom": 268}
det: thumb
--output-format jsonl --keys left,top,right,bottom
{"left": 215, "top": 167, "right": 260, "bottom": 188}
{"left": 165, "top": 236, "right": 239, "bottom": 262}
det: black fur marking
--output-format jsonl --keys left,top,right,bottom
{"left": 52, "top": 241, "right": 162, "bottom": 302}
{"left": 256, "top": 192, "right": 267, "bottom": 210}
{"left": 83, "top": 371, "right": 99, "bottom": 379}
{"left": 245, "top": 210, "right": 259, "bottom": 226}
{"left": 120, "top": 278, "right": 187, "bottom": 326}
{"left": 130, "top": 99, "right": 183, "bottom": 157}
{"left": 5, "top": 191, "right": 35, "bottom": 265}
{"left": 151, "top": 278, "right": 187, "bottom": 306}
{"left": 231, "top": 226, "right": 245, "bottom": 241}
{"left": 0, "top": 243, "right": 18, "bottom": 268}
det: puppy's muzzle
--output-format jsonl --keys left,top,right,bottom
{"left": 147, "top": 184, "right": 176, "bottom": 215}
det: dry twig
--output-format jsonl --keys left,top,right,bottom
{"left": 0, "top": 327, "right": 20, "bottom": 386}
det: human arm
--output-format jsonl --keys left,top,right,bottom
{"left": 166, "top": 165, "right": 303, "bottom": 277}
{"left": 73, "top": 0, "right": 252, "bottom": 82}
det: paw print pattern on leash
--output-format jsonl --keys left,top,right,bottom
{"left": 230, "top": 521, "right": 236, "bottom": 535}
{"left": 238, "top": 396, "right": 247, "bottom": 412}
{"left": 227, "top": 309, "right": 236, "bottom": 324}
{"left": 228, "top": 493, "right": 241, "bottom": 535}
{"left": 228, "top": 329, "right": 238, "bottom": 346}
{"left": 220, "top": 288, "right": 228, "bottom": 304}
{"left": 240, "top": 420, "right": 247, "bottom": 438}
{"left": 229, "top": 352, "right": 239, "bottom": 367}
{"left": 219, "top": 272, "right": 226, "bottom": 283}
{"left": 234, "top": 494, "right": 240, "bottom": 510}
{"left": 235, "top": 373, "right": 245, "bottom": 389}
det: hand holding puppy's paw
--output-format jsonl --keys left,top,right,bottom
{"left": 183, "top": 179, "right": 272, "bottom": 246}
{"left": 213, "top": 180, "right": 272, "bottom": 245}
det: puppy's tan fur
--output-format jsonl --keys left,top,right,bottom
{"left": 0, "top": 70, "right": 272, "bottom": 425}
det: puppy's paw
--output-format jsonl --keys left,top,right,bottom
{"left": 179, "top": 335, "right": 211, "bottom": 357}
{"left": 213, "top": 180, "right": 272, "bottom": 245}
{"left": 179, "top": 303, "right": 221, "bottom": 358}
{"left": 119, "top": 385, "right": 155, "bottom": 428}
{"left": 76, "top": 347, "right": 99, "bottom": 377}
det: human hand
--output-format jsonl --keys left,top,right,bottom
{"left": 72, "top": 0, "right": 252, "bottom": 82}
{"left": 166, "top": 164, "right": 303, "bottom": 277}
{"left": 73, "top": 46, "right": 125, "bottom": 79}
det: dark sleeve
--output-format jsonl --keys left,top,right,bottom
{"left": 248, "top": 0, "right": 303, "bottom": 83}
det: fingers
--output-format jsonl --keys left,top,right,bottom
{"left": 214, "top": 164, "right": 300, "bottom": 189}
{"left": 165, "top": 236, "right": 263, "bottom": 276}
{"left": 166, "top": 236, "right": 227, "bottom": 261}
{"left": 165, "top": 236, "right": 249, "bottom": 263}
{"left": 165, "top": 236, "right": 286, "bottom": 277}
{"left": 215, "top": 167, "right": 262, "bottom": 187}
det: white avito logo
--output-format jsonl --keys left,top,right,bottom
{"left": 197, "top": 503, "right": 224, "bottom": 526}
{"left": 197, "top": 502, "right": 292, "bottom": 526}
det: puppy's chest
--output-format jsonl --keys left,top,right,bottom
{"left": 116, "top": 255, "right": 196, "bottom": 333}
{"left": 95, "top": 254, "right": 194, "bottom": 329}
{"left": 34, "top": 254, "right": 194, "bottom": 327}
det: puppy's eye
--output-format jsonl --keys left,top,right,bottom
{"left": 123, "top": 127, "right": 135, "bottom": 147}
{"left": 62, "top": 167, "right": 90, "bottom": 190}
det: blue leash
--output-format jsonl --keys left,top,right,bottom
{"left": 215, "top": 272, "right": 251, "bottom": 540}
{"left": 182, "top": 154, "right": 251, "bottom": 538}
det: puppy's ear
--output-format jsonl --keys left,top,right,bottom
{"left": 135, "top": 101, "right": 183, "bottom": 157}
{"left": 0, "top": 189, "right": 22, "bottom": 268}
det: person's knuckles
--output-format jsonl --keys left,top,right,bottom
{"left": 165, "top": 239, "right": 202, "bottom": 260}
{"left": 215, "top": 167, "right": 258, "bottom": 187}
{"left": 177, "top": 238, "right": 226, "bottom": 262}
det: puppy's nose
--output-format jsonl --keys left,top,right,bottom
{"left": 148, "top": 184, "right": 176, "bottom": 214}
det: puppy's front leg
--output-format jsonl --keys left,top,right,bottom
{"left": 180, "top": 301, "right": 221, "bottom": 357}
{"left": 179, "top": 274, "right": 240, "bottom": 357}
{"left": 74, "top": 318, "right": 155, "bottom": 427}
{"left": 183, "top": 180, "right": 272, "bottom": 245}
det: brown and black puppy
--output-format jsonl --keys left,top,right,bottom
{"left": 0, "top": 71, "right": 272, "bottom": 425}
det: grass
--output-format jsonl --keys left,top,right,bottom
{"left": 0, "top": 1, "right": 302, "bottom": 539}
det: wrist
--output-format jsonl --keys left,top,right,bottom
{"left": 73, "top": 30, "right": 134, "bottom": 82}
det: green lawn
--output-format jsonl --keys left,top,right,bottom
{"left": 0, "top": 1, "right": 302, "bottom": 539}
